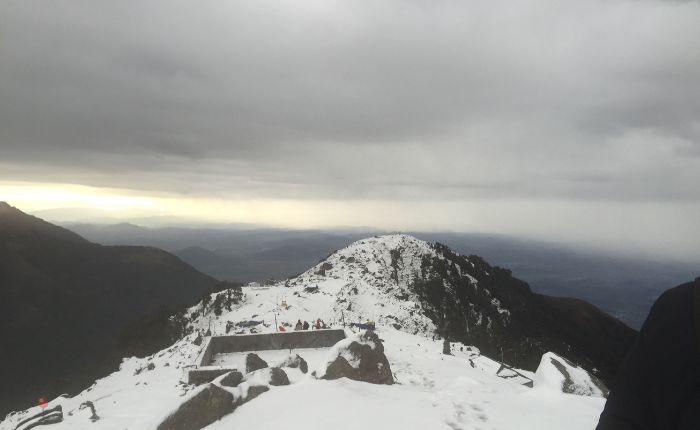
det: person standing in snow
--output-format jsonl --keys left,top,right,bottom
{"left": 302, "top": 320, "right": 309, "bottom": 330}
{"left": 597, "top": 278, "right": 700, "bottom": 429}
{"left": 315, "top": 319, "right": 321, "bottom": 330}
{"left": 295, "top": 319, "right": 303, "bottom": 331}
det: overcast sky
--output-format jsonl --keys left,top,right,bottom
{"left": 1, "top": 0, "right": 700, "bottom": 260}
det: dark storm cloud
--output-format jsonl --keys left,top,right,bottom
{"left": 1, "top": 0, "right": 700, "bottom": 201}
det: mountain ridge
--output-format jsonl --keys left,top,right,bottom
{"left": 187, "top": 234, "right": 635, "bottom": 384}
{"left": 0, "top": 202, "right": 220, "bottom": 416}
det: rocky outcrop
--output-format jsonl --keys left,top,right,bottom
{"left": 319, "top": 331, "right": 393, "bottom": 385}
{"left": 157, "top": 384, "right": 234, "bottom": 430}
{"left": 323, "top": 356, "right": 360, "bottom": 380}
{"left": 534, "top": 352, "right": 608, "bottom": 398}
{"left": 245, "top": 353, "right": 268, "bottom": 373}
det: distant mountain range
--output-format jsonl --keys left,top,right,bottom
{"left": 0, "top": 202, "right": 220, "bottom": 416}
{"left": 63, "top": 222, "right": 699, "bottom": 329}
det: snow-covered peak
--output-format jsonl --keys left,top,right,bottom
{"left": 301, "top": 234, "right": 437, "bottom": 288}
{"left": 187, "top": 234, "right": 443, "bottom": 338}
{"left": 187, "top": 233, "right": 493, "bottom": 340}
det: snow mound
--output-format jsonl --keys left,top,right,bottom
{"left": 534, "top": 352, "right": 608, "bottom": 398}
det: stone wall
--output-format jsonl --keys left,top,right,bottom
{"left": 198, "top": 329, "right": 346, "bottom": 366}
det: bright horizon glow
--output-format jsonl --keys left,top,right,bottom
{"left": 3, "top": 180, "right": 700, "bottom": 264}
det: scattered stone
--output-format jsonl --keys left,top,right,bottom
{"left": 245, "top": 353, "right": 268, "bottom": 373}
{"left": 245, "top": 367, "right": 290, "bottom": 387}
{"left": 242, "top": 385, "right": 269, "bottom": 403}
{"left": 321, "top": 331, "right": 394, "bottom": 385}
{"left": 316, "top": 262, "right": 333, "bottom": 276}
{"left": 323, "top": 356, "right": 360, "bottom": 381}
{"left": 277, "top": 354, "right": 308, "bottom": 374}
{"left": 157, "top": 384, "right": 234, "bottom": 430}
{"left": 147, "top": 362, "right": 156, "bottom": 371}
{"left": 269, "top": 368, "right": 290, "bottom": 386}
{"left": 219, "top": 371, "right": 243, "bottom": 388}
{"left": 79, "top": 401, "right": 99, "bottom": 422}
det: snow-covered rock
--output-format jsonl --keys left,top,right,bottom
{"left": 244, "top": 367, "right": 290, "bottom": 387}
{"left": 534, "top": 352, "right": 609, "bottom": 398}
{"left": 156, "top": 384, "right": 234, "bottom": 430}
{"left": 244, "top": 353, "right": 268, "bottom": 373}
{"left": 316, "top": 331, "right": 394, "bottom": 385}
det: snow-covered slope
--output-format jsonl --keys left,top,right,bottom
{"left": 187, "top": 234, "right": 630, "bottom": 384}
{"left": 0, "top": 329, "right": 605, "bottom": 430}
{"left": 1, "top": 234, "right": 613, "bottom": 430}
{"left": 534, "top": 352, "right": 609, "bottom": 397}
{"left": 189, "top": 234, "right": 440, "bottom": 337}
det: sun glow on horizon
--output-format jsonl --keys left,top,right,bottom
{"left": 0, "top": 181, "right": 162, "bottom": 212}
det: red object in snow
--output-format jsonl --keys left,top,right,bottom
{"left": 37, "top": 397, "right": 48, "bottom": 409}
{"left": 278, "top": 325, "right": 286, "bottom": 332}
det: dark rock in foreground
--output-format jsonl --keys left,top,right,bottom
{"left": 245, "top": 353, "right": 268, "bottom": 373}
{"left": 269, "top": 368, "right": 290, "bottom": 386}
{"left": 323, "top": 356, "right": 360, "bottom": 381}
{"left": 278, "top": 353, "right": 309, "bottom": 374}
{"left": 239, "top": 384, "right": 269, "bottom": 404}
{"left": 321, "top": 331, "right": 394, "bottom": 385}
{"left": 219, "top": 371, "right": 244, "bottom": 388}
{"left": 157, "top": 384, "right": 234, "bottom": 430}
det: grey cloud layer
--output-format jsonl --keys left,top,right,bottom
{"left": 1, "top": 0, "right": 700, "bottom": 201}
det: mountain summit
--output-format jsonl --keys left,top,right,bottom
{"left": 2, "top": 232, "right": 638, "bottom": 430}
{"left": 190, "top": 234, "right": 635, "bottom": 384}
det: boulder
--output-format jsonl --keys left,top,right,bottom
{"left": 157, "top": 384, "right": 234, "bottom": 430}
{"left": 219, "top": 371, "right": 243, "bottom": 388}
{"left": 323, "top": 356, "right": 360, "bottom": 381}
{"left": 534, "top": 352, "right": 609, "bottom": 398}
{"left": 277, "top": 354, "right": 309, "bottom": 374}
{"left": 269, "top": 368, "right": 290, "bottom": 386}
{"left": 245, "top": 367, "right": 290, "bottom": 386}
{"left": 321, "top": 331, "right": 393, "bottom": 385}
{"left": 245, "top": 353, "right": 268, "bottom": 373}
{"left": 241, "top": 384, "right": 269, "bottom": 403}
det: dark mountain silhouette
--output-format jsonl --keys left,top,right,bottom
{"left": 0, "top": 202, "right": 220, "bottom": 416}
{"left": 411, "top": 241, "right": 637, "bottom": 384}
